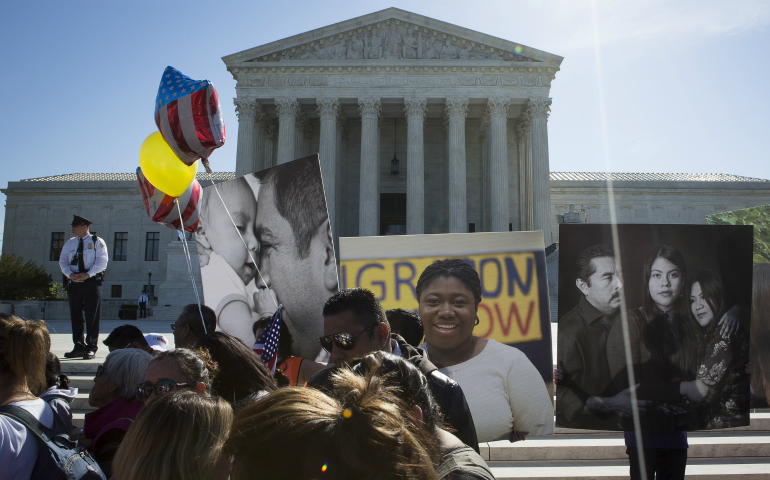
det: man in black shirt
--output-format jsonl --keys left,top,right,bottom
{"left": 308, "top": 288, "right": 479, "bottom": 453}
{"left": 556, "top": 244, "right": 645, "bottom": 430}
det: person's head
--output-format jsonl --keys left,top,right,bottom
{"left": 226, "top": 371, "right": 438, "bottom": 480}
{"left": 643, "top": 245, "right": 687, "bottom": 318}
{"left": 90, "top": 348, "right": 152, "bottom": 408}
{"left": 385, "top": 308, "right": 424, "bottom": 346}
{"left": 575, "top": 245, "right": 623, "bottom": 316}
{"left": 70, "top": 215, "right": 91, "bottom": 238}
{"left": 141, "top": 349, "right": 214, "bottom": 403}
{"left": 193, "top": 332, "right": 277, "bottom": 404}
{"left": 416, "top": 259, "right": 481, "bottom": 352}
{"left": 322, "top": 288, "right": 390, "bottom": 368}
{"left": 689, "top": 270, "right": 726, "bottom": 329}
{"left": 252, "top": 315, "right": 294, "bottom": 359}
{"left": 45, "top": 352, "right": 69, "bottom": 391}
{"left": 0, "top": 317, "right": 49, "bottom": 396}
{"left": 103, "top": 324, "right": 153, "bottom": 354}
{"left": 254, "top": 157, "right": 338, "bottom": 358}
{"left": 112, "top": 391, "right": 233, "bottom": 480}
{"left": 751, "top": 263, "right": 770, "bottom": 404}
{"left": 172, "top": 304, "right": 217, "bottom": 349}
{"left": 350, "top": 352, "right": 442, "bottom": 435}
{"left": 196, "top": 177, "right": 258, "bottom": 286}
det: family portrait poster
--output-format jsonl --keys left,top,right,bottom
{"left": 556, "top": 223, "right": 753, "bottom": 432}
{"left": 195, "top": 155, "right": 338, "bottom": 360}
{"left": 339, "top": 231, "right": 554, "bottom": 390}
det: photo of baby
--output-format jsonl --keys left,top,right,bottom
{"left": 196, "top": 155, "right": 339, "bottom": 359}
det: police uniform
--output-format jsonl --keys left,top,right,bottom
{"left": 137, "top": 293, "right": 149, "bottom": 318}
{"left": 59, "top": 215, "right": 108, "bottom": 359}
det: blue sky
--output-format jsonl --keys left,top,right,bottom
{"left": 1, "top": 0, "right": 769, "bottom": 244}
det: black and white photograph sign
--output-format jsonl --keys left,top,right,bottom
{"left": 556, "top": 224, "right": 753, "bottom": 432}
{"left": 196, "top": 155, "right": 338, "bottom": 360}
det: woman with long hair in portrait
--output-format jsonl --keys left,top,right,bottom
{"left": 687, "top": 269, "right": 750, "bottom": 429}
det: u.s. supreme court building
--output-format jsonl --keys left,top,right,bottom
{"left": 3, "top": 9, "right": 770, "bottom": 320}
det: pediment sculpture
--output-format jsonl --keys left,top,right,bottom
{"left": 250, "top": 22, "right": 538, "bottom": 63}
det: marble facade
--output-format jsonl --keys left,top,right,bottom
{"left": 224, "top": 8, "right": 563, "bottom": 242}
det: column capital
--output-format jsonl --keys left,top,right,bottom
{"left": 358, "top": 97, "right": 382, "bottom": 120}
{"left": 275, "top": 97, "right": 300, "bottom": 119}
{"left": 486, "top": 97, "right": 511, "bottom": 119}
{"left": 527, "top": 98, "right": 552, "bottom": 120}
{"left": 234, "top": 97, "right": 259, "bottom": 119}
{"left": 316, "top": 97, "right": 341, "bottom": 119}
{"left": 445, "top": 97, "right": 469, "bottom": 119}
{"left": 404, "top": 97, "right": 427, "bottom": 121}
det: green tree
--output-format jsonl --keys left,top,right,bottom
{"left": 0, "top": 254, "right": 53, "bottom": 300}
{"left": 707, "top": 205, "right": 770, "bottom": 264}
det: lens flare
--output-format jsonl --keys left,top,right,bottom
{"left": 514, "top": 45, "right": 523, "bottom": 55}
{"left": 342, "top": 409, "right": 352, "bottom": 418}
{"left": 322, "top": 463, "right": 328, "bottom": 472}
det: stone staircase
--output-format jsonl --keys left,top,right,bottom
{"left": 60, "top": 358, "right": 770, "bottom": 478}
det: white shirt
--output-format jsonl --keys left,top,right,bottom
{"left": 59, "top": 234, "right": 108, "bottom": 278}
{"left": 0, "top": 399, "right": 55, "bottom": 480}
{"left": 138, "top": 294, "right": 149, "bottom": 304}
{"left": 426, "top": 339, "right": 554, "bottom": 442}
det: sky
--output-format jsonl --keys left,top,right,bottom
{"left": 1, "top": 0, "right": 769, "bottom": 244}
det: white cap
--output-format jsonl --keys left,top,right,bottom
{"left": 144, "top": 333, "right": 170, "bottom": 352}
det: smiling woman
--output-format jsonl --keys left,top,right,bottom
{"left": 416, "top": 259, "right": 554, "bottom": 443}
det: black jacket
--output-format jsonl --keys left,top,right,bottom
{"left": 307, "top": 334, "right": 480, "bottom": 453}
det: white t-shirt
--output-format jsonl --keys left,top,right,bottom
{"left": 429, "top": 339, "right": 554, "bottom": 442}
{"left": 0, "top": 399, "right": 55, "bottom": 480}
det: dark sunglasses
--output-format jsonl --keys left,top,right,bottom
{"left": 137, "top": 380, "right": 191, "bottom": 401}
{"left": 319, "top": 325, "right": 378, "bottom": 353}
{"left": 95, "top": 365, "right": 106, "bottom": 378}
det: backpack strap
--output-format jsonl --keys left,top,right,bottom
{"left": 0, "top": 404, "right": 51, "bottom": 442}
{"left": 92, "top": 234, "right": 99, "bottom": 249}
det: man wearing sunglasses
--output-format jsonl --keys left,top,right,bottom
{"left": 308, "top": 288, "right": 479, "bottom": 453}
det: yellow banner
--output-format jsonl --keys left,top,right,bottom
{"left": 340, "top": 252, "right": 542, "bottom": 344}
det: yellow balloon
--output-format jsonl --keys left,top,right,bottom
{"left": 139, "top": 132, "right": 199, "bottom": 197}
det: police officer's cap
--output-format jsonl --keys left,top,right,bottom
{"left": 71, "top": 215, "right": 92, "bottom": 226}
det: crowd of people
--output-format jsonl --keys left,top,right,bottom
{"left": 3, "top": 255, "right": 768, "bottom": 479}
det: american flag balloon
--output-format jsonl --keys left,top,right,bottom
{"left": 253, "top": 306, "right": 283, "bottom": 375}
{"left": 137, "top": 167, "right": 201, "bottom": 233}
{"left": 154, "top": 66, "right": 225, "bottom": 167}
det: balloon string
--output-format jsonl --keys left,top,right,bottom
{"left": 206, "top": 174, "right": 278, "bottom": 310}
{"left": 175, "top": 199, "right": 207, "bottom": 334}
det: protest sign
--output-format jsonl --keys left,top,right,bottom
{"left": 556, "top": 223, "right": 753, "bottom": 431}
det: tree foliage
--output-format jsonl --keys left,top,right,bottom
{"left": 0, "top": 254, "right": 53, "bottom": 300}
{"left": 707, "top": 205, "right": 770, "bottom": 264}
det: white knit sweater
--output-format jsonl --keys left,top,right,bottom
{"left": 429, "top": 339, "right": 554, "bottom": 442}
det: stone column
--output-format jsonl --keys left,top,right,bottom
{"left": 528, "top": 98, "right": 553, "bottom": 244}
{"left": 234, "top": 97, "right": 258, "bottom": 177}
{"left": 480, "top": 117, "right": 489, "bottom": 231}
{"left": 487, "top": 98, "right": 511, "bottom": 232}
{"left": 294, "top": 112, "right": 307, "bottom": 158}
{"left": 253, "top": 106, "right": 267, "bottom": 173}
{"left": 263, "top": 120, "right": 276, "bottom": 169}
{"left": 275, "top": 98, "right": 299, "bottom": 165}
{"left": 446, "top": 97, "right": 468, "bottom": 233}
{"left": 335, "top": 112, "right": 346, "bottom": 237}
{"left": 517, "top": 115, "right": 534, "bottom": 230}
{"left": 404, "top": 97, "right": 427, "bottom": 235}
{"left": 358, "top": 98, "right": 381, "bottom": 237}
{"left": 317, "top": 97, "right": 340, "bottom": 235}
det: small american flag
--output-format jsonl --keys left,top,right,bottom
{"left": 253, "top": 306, "right": 282, "bottom": 375}
{"left": 154, "top": 66, "right": 225, "bottom": 166}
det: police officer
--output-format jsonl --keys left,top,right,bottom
{"left": 59, "top": 215, "right": 108, "bottom": 359}
{"left": 137, "top": 291, "right": 149, "bottom": 318}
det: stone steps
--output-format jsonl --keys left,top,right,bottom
{"left": 481, "top": 432, "right": 770, "bottom": 462}
{"left": 487, "top": 457, "right": 770, "bottom": 479}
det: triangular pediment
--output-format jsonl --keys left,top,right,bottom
{"left": 222, "top": 8, "right": 563, "bottom": 66}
